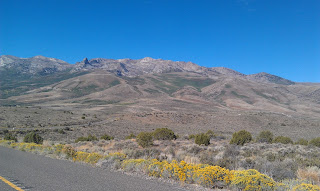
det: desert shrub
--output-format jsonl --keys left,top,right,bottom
{"left": 125, "top": 133, "right": 136, "bottom": 139}
{"left": 309, "top": 137, "right": 320, "bottom": 148}
{"left": 1, "top": 129, "right": 9, "bottom": 134}
{"left": 273, "top": 136, "right": 293, "bottom": 144}
{"left": 100, "top": 134, "right": 114, "bottom": 140}
{"left": 4, "top": 133, "right": 17, "bottom": 142}
{"left": 230, "top": 130, "right": 252, "bottom": 146}
{"left": 121, "top": 159, "right": 151, "bottom": 173}
{"left": 58, "top": 129, "right": 65, "bottom": 134}
{"left": 295, "top": 138, "right": 309, "bottom": 146}
{"left": 205, "top": 130, "right": 216, "bottom": 139}
{"left": 53, "top": 144, "right": 64, "bottom": 155}
{"left": 136, "top": 132, "right": 153, "bottom": 148}
{"left": 297, "top": 167, "right": 320, "bottom": 185}
{"left": 231, "top": 169, "right": 276, "bottom": 191}
{"left": 216, "top": 158, "right": 237, "bottom": 169}
{"left": 187, "top": 144, "right": 203, "bottom": 155}
{"left": 75, "top": 134, "right": 98, "bottom": 143}
{"left": 256, "top": 130, "right": 273, "bottom": 143}
{"left": 141, "top": 148, "right": 161, "bottom": 159}
{"left": 23, "top": 132, "right": 43, "bottom": 144}
{"left": 224, "top": 145, "right": 240, "bottom": 158}
{"left": 271, "top": 158, "right": 297, "bottom": 181}
{"left": 188, "top": 134, "right": 195, "bottom": 140}
{"left": 195, "top": 133, "right": 210, "bottom": 146}
{"left": 62, "top": 145, "right": 76, "bottom": 159}
{"left": 153, "top": 128, "right": 176, "bottom": 140}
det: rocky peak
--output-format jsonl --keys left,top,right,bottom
{"left": 140, "top": 57, "right": 155, "bottom": 62}
{"left": 83, "top": 58, "right": 90, "bottom": 65}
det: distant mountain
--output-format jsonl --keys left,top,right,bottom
{"left": 0, "top": 55, "right": 79, "bottom": 99}
{"left": 0, "top": 55, "right": 72, "bottom": 75}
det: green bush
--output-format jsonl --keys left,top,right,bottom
{"left": 125, "top": 133, "right": 136, "bottom": 139}
{"left": 273, "top": 136, "right": 293, "bottom": 144}
{"left": 188, "top": 134, "right": 195, "bottom": 140}
{"left": 100, "top": 134, "right": 114, "bottom": 140}
{"left": 136, "top": 132, "right": 153, "bottom": 148}
{"left": 75, "top": 134, "right": 98, "bottom": 143}
{"left": 205, "top": 130, "right": 216, "bottom": 139}
{"left": 295, "top": 138, "right": 309, "bottom": 146}
{"left": 230, "top": 130, "right": 252, "bottom": 146}
{"left": 23, "top": 132, "right": 43, "bottom": 144}
{"left": 58, "top": 129, "right": 65, "bottom": 134}
{"left": 309, "top": 137, "right": 320, "bottom": 147}
{"left": 256, "top": 130, "right": 273, "bottom": 143}
{"left": 153, "top": 128, "right": 176, "bottom": 140}
{"left": 195, "top": 133, "right": 210, "bottom": 146}
{"left": 4, "top": 133, "right": 17, "bottom": 142}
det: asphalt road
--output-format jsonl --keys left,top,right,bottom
{"left": 0, "top": 146, "right": 188, "bottom": 191}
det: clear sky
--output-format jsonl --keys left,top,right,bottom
{"left": 0, "top": 0, "right": 319, "bottom": 82}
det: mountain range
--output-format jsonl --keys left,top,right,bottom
{"left": 0, "top": 55, "right": 319, "bottom": 116}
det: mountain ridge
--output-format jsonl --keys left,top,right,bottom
{"left": 0, "top": 55, "right": 297, "bottom": 85}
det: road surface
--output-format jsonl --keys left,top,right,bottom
{"left": 0, "top": 146, "right": 188, "bottom": 191}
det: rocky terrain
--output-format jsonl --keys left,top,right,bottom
{"left": 0, "top": 55, "right": 319, "bottom": 141}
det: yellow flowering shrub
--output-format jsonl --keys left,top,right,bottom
{"left": 73, "top": 151, "right": 90, "bottom": 162}
{"left": 85, "top": 153, "right": 103, "bottom": 164}
{"left": 293, "top": 183, "right": 320, "bottom": 191}
{"left": 143, "top": 159, "right": 232, "bottom": 188}
{"left": 193, "top": 165, "right": 233, "bottom": 188}
{"left": 231, "top": 169, "right": 276, "bottom": 191}
{"left": 148, "top": 159, "right": 166, "bottom": 177}
{"left": 73, "top": 151, "right": 103, "bottom": 164}
{"left": 107, "top": 152, "right": 127, "bottom": 160}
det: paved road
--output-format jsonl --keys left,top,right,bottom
{"left": 0, "top": 146, "right": 188, "bottom": 191}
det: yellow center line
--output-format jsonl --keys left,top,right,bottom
{"left": 0, "top": 176, "right": 24, "bottom": 191}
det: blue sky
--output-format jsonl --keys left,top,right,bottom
{"left": 0, "top": 0, "right": 319, "bottom": 82}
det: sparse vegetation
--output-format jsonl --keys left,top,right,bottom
{"left": 125, "top": 133, "right": 136, "bottom": 139}
{"left": 75, "top": 134, "right": 98, "bottom": 143}
{"left": 100, "top": 134, "right": 114, "bottom": 140}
